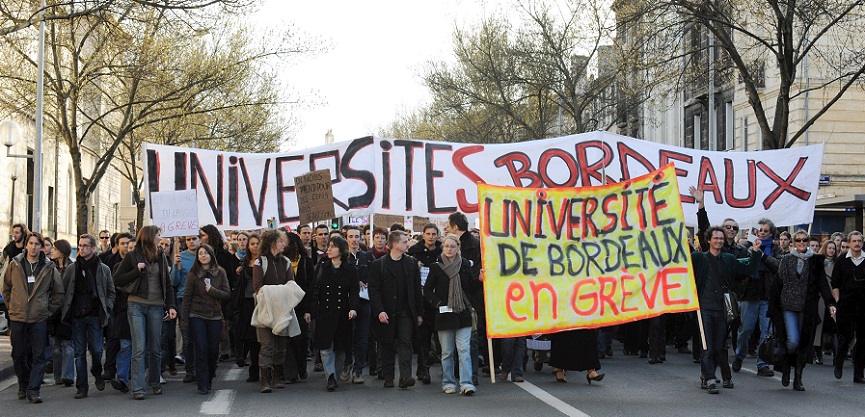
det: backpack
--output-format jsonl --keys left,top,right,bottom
{"left": 259, "top": 255, "right": 291, "bottom": 276}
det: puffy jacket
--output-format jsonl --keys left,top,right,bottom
{"left": 2, "top": 253, "right": 64, "bottom": 323}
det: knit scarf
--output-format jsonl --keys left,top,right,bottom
{"left": 441, "top": 253, "right": 467, "bottom": 313}
{"left": 760, "top": 237, "right": 774, "bottom": 256}
{"left": 790, "top": 248, "right": 814, "bottom": 274}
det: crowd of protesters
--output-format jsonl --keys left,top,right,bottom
{"left": 2, "top": 198, "right": 865, "bottom": 404}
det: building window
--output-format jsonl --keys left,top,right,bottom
{"left": 725, "top": 102, "right": 734, "bottom": 150}
{"left": 742, "top": 116, "right": 749, "bottom": 151}
{"left": 694, "top": 114, "right": 702, "bottom": 150}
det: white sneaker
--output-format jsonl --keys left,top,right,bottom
{"left": 160, "top": 375, "right": 166, "bottom": 385}
{"left": 461, "top": 387, "right": 476, "bottom": 396}
{"left": 443, "top": 386, "right": 457, "bottom": 394}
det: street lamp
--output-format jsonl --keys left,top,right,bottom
{"left": 9, "top": 162, "right": 19, "bottom": 230}
{"left": 2, "top": 119, "right": 36, "bottom": 230}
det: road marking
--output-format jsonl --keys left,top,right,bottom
{"left": 0, "top": 376, "right": 15, "bottom": 393}
{"left": 511, "top": 380, "right": 591, "bottom": 417}
{"left": 221, "top": 368, "right": 244, "bottom": 381}
{"left": 200, "top": 389, "right": 236, "bottom": 415}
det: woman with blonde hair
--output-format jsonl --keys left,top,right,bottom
{"left": 764, "top": 229, "right": 836, "bottom": 391}
{"left": 423, "top": 234, "right": 480, "bottom": 395}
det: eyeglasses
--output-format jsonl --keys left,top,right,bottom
{"left": 724, "top": 225, "right": 739, "bottom": 231}
{"left": 794, "top": 238, "right": 809, "bottom": 243}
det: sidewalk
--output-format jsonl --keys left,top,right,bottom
{"left": 0, "top": 335, "right": 12, "bottom": 382}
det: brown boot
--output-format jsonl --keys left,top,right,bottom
{"left": 260, "top": 367, "right": 272, "bottom": 393}
{"left": 272, "top": 365, "right": 285, "bottom": 389}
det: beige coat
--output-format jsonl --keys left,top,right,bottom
{"left": 2, "top": 253, "right": 64, "bottom": 323}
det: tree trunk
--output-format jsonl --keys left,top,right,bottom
{"left": 136, "top": 200, "right": 146, "bottom": 231}
{"left": 76, "top": 187, "right": 90, "bottom": 237}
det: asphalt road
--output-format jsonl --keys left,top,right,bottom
{"left": 1, "top": 344, "right": 863, "bottom": 417}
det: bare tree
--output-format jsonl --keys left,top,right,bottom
{"left": 397, "top": 0, "right": 620, "bottom": 143}
{"left": 0, "top": 3, "right": 317, "bottom": 235}
{"left": 0, "top": 0, "right": 254, "bottom": 36}
{"left": 618, "top": 0, "right": 865, "bottom": 149}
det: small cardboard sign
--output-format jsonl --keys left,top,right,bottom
{"left": 412, "top": 216, "right": 430, "bottom": 232}
{"left": 375, "top": 214, "right": 405, "bottom": 230}
{"left": 151, "top": 190, "right": 199, "bottom": 238}
{"left": 294, "top": 169, "right": 335, "bottom": 225}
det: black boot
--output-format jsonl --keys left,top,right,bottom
{"left": 272, "top": 365, "right": 285, "bottom": 389}
{"left": 793, "top": 365, "right": 805, "bottom": 391}
{"left": 781, "top": 355, "right": 793, "bottom": 387}
{"left": 247, "top": 364, "right": 259, "bottom": 382}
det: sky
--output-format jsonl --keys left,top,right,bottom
{"left": 251, "top": 0, "right": 508, "bottom": 151}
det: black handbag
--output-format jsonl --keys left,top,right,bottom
{"left": 758, "top": 324, "right": 787, "bottom": 366}
{"left": 722, "top": 288, "right": 739, "bottom": 324}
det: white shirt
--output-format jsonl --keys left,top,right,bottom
{"left": 846, "top": 250, "right": 865, "bottom": 266}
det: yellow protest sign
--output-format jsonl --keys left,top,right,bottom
{"left": 479, "top": 164, "right": 699, "bottom": 338}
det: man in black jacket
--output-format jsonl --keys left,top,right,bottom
{"left": 831, "top": 231, "right": 865, "bottom": 382}
{"left": 343, "top": 225, "right": 374, "bottom": 384}
{"left": 692, "top": 186, "right": 776, "bottom": 377}
{"left": 692, "top": 226, "right": 762, "bottom": 394}
{"left": 369, "top": 230, "right": 424, "bottom": 389}
{"left": 60, "top": 234, "right": 115, "bottom": 399}
{"left": 407, "top": 223, "right": 442, "bottom": 384}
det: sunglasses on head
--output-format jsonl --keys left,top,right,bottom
{"left": 724, "top": 225, "right": 739, "bottom": 231}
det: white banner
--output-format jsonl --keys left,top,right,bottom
{"left": 143, "top": 131, "right": 824, "bottom": 230}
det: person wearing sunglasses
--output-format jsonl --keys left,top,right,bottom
{"left": 762, "top": 230, "right": 836, "bottom": 391}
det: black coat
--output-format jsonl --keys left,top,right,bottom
{"left": 369, "top": 254, "right": 424, "bottom": 343}
{"left": 458, "top": 232, "right": 484, "bottom": 312}
{"left": 309, "top": 259, "right": 359, "bottom": 350}
{"left": 231, "top": 263, "right": 257, "bottom": 341}
{"left": 293, "top": 255, "right": 316, "bottom": 316}
{"left": 765, "top": 253, "right": 835, "bottom": 363}
{"left": 407, "top": 241, "right": 442, "bottom": 267}
{"left": 423, "top": 257, "right": 478, "bottom": 331}
{"left": 831, "top": 256, "right": 865, "bottom": 317}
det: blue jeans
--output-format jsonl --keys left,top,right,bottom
{"left": 438, "top": 326, "right": 474, "bottom": 391}
{"left": 9, "top": 320, "right": 48, "bottom": 396}
{"left": 52, "top": 337, "right": 74, "bottom": 383}
{"left": 736, "top": 300, "right": 770, "bottom": 369}
{"left": 700, "top": 310, "right": 726, "bottom": 382}
{"left": 783, "top": 311, "right": 803, "bottom": 352}
{"left": 190, "top": 317, "right": 222, "bottom": 390}
{"left": 72, "top": 315, "right": 104, "bottom": 391}
{"left": 321, "top": 342, "right": 346, "bottom": 380}
{"left": 128, "top": 302, "right": 164, "bottom": 394}
{"left": 117, "top": 339, "right": 132, "bottom": 386}
{"left": 501, "top": 337, "right": 526, "bottom": 379}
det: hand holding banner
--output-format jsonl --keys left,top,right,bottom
{"left": 479, "top": 164, "right": 699, "bottom": 338}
